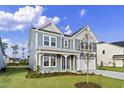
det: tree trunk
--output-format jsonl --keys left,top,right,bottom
{"left": 87, "top": 59, "right": 89, "bottom": 84}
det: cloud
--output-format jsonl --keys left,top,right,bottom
{"left": 2, "top": 38, "right": 11, "bottom": 44}
{"left": 80, "top": 9, "right": 86, "bottom": 17}
{"left": 0, "top": 6, "right": 61, "bottom": 31}
{"left": 64, "top": 25, "right": 72, "bottom": 35}
{"left": 52, "top": 16, "right": 61, "bottom": 24}
{"left": 34, "top": 16, "right": 61, "bottom": 27}
{"left": 0, "top": 6, "right": 44, "bottom": 31}
{"left": 63, "top": 17, "right": 67, "bottom": 20}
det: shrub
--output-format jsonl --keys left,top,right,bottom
{"left": 0, "top": 67, "right": 6, "bottom": 72}
{"left": 19, "top": 59, "right": 28, "bottom": 66}
{"left": 25, "top": 69, "right": 97, "bottom": 79}
{"left": 7, "top": 63, "right": 19, "bottom": 66}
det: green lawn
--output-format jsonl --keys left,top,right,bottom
{"left": 0, "top": 68, "right": 124, "bottom": 88}
{"left": 97, "top": 66, "right": 124, "bottom": 72}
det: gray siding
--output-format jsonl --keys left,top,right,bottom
{"left": 57, "top": 36, "right": 60, "bottom": 48}
{"left": 70, "top": 39, "right": 73, "bottom": 50}
{"left": 0, "top": 46, "right": 4, "bottom": 69}
{"left": 29, "top": 29, "right": 37, "bottom": 70}
{"left": 38, "top": 33, "right": 43, "bottom": 46}
{"left": 62, "top": 38, "right": 72, "bottom": 50}
{"left": 75, "top": 39, "right": 80, "bottom": 50}
{"left": 37, "top": 32, "right": 61, "bottom": 48}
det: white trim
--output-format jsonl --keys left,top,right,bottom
{"left": 43, "top": 54, "right": 50, "bottom": 68}
{"left": 35, "top": 20, "right": 64, "bottom": 35}
{"left": 51, "top": 54, "right": 57, "bottom": 67}
{"left": 43, "top": 35, "right": 57, "bottom": 48}
{"left": 70, "top": 56, "right": 71, "bottom": 70}
{"left": 36, "top": 32, "right": 38, "bottom": 47}
{"left": 35, "top": 53, "right": 37, "bottom": 67}
{"left": 43, "top": 34, "right": 50, "bottom": 46}
{"left": 61, "top": 55, "right": 62, "bottom": 70}
{"left": 43, "top": 54, "right": 57, "bottom": 68}
{"left": 73, "top": 39, "right": 75, "bottom": 50}
{"left": 51, "top": 36, "right": 57, "bottom": 47}
{"left": 64, "top": 39, "right": 68, "bottom": 48}
{"left": 35, "top": 29, "right": 64, "bottom": 37}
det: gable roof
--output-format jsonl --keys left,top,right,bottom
{"left": 111, "top": 41, "right": 124, "bottom": 47}
{"left": 0, "top": 38, "right": 5, "bottom": 55}
{"left": 97, "top": 41, "right": 124, "bottom": 49}
{"left": 31, "top": 21, "right": 96, "bottom": 39}
{"left": 35, "top": 20, "right": 63, "bottom": 35}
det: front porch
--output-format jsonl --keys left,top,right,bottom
{"left": 35, "top": 51, "right": 80, "bottom": 73}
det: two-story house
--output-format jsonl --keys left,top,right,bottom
{"left": 97, "top": 41, "right": 124, "bottom": 67}
{"left": 28, "top": 21, "right": 97, "bottom": 73}
{"left": 0, "top": 38, "right": 6, "bottom": 70}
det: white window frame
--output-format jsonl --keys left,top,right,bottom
{"left": 43, "top": 35, "right": 57, "bottom": 47}
{"left": 43, "top": 54, "right": 50, "bottom": 67}
{"left": 43, "top": 54, "right": 57, "bottom": 68}
{"left": 64, "top": 39, "right": 68, "bottom": 48}
{"left": 43, "top": 35, "right": 50, "bottom": 46}
{"left": 50, "top": 54, "right": 57, "bottom": 67}
{"left": 51, "top": 36, "right": 57, "bottom": 47}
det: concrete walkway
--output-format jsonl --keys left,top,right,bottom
{"left": 90, "top": 70, "right": 124, "bottom": 80}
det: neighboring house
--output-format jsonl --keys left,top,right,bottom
{"left": 0, "top": 38, "right": 6, "bottom": 70}
{"left": 29, "top": 21, "right": 97, "bottom": 73}
{"left": 97, "top": 41, "right": 124, "bottom": 67}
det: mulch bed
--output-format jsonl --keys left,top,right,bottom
{"left": 75, "top": 82, "right": 101, "bottom": 88}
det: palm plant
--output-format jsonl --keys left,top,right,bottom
{"left": 11, "top": 44, "right": 18, "bottom": 62}
{"left": 2, "top": 42, "right": 8, "bottom": 50}
{"left": 22, "top": 47, "right": 25, "bottom": 59}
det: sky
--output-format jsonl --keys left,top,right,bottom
{"left": 0, "top": 5, "right": 124, "bottom": 58}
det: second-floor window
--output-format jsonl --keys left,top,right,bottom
{"left": 64, "top": 39, "right": 68, "bottom": 48}
{"left": 44, "top": 36, "right": 49, "bottom": 46}
{"left": 43, "top": 35, "right": 56, "bottom": 47}
{"left": 51, "top": 37, "right": 56, "bottom": 47}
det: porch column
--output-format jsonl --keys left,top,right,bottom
{"left": 73, "top": 55, "right": 76, "bottom": 71}
{"left": 77, "top": 55, "right": 81, "bottom": 71}
{"left": 39, "top": 53, "right": 44, "bottom": 67}
{"left": 63, "top": 55, "right": 69, "bottom": 71}
{"left": 35, "top": 53, "right": 38, "bottom": 70}
{"left": 60, "top": 55, "right": 62, "bottom": 70}
{"left": 70, "top": 56, "right": 71, "bottom": 70}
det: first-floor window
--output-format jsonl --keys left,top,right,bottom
{"left": 44, "top": 54, "right": 49, "bottom": 66}
{"left": 51, "top": 55, "right": 56, "bottom": 66}
{"left": 43, "top": 54, "right": 57, "bottom": 67}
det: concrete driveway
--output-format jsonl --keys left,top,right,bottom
{"left": 90, "top": 69, "right": 124, "bottom": 80}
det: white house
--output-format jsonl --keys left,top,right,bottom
{"left": 97, "top": 41, "right": 124, "bottom": 67}
{"left": 0, "top": 38, "right": 6, "bottom": 70}
{"left": 28, "top": 20, "right": 97, "bottom": 73}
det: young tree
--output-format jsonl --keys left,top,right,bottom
{"left": 80, "top": 33, "right": 96, "bottom": 84}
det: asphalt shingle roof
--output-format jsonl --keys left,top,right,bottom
{"left": 111, "top": 41, "right": 124, "bottom": 47}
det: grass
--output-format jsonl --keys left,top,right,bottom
{"left": 0, "top": 68, "right": 124, "bottom": 88}
{"left": 97, "top": 66, "right": 124, "bottom": 72}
